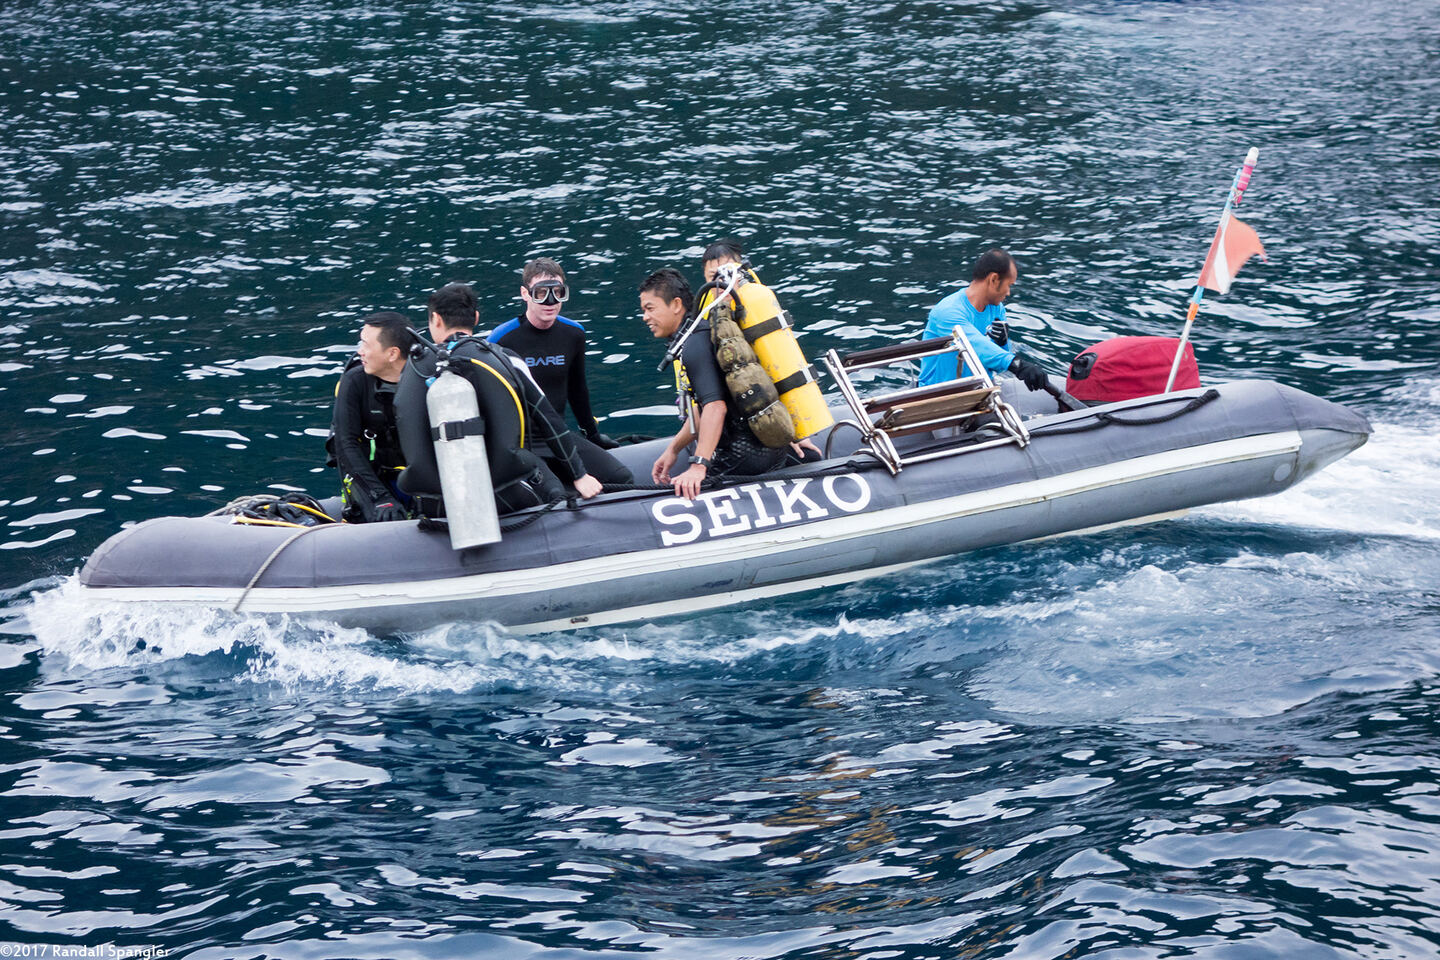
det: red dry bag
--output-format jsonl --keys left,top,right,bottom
{"left": 1066, "top": 336, "right": 1200, "bottom": 403}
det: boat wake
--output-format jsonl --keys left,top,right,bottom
{"left": 944, "top": 383, "right": 1440, "bottom": 722}
{"left": 14, "top": 577, "right": 897, "bottom": 696}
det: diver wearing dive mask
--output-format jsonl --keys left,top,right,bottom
{"left": 487, "top": 257, "right": 632, "bottom": 487}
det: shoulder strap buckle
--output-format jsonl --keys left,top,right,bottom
{"left": 431, "top": 417, "right": 485, "bottom": 442}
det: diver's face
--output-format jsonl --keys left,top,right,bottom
{"left": 640, "top": 291, "right": 686, "bottom": 339}
{"left": 358, "top": 324, "right": 401, "bottom": 378}
{"left": 521, "top": 271, "right": 565, "bottom": 327}
{"left": 703, "top": 256, "right": 740, "bottom": 283}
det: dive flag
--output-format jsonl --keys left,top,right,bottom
{"left": 1197, "top": 212, "right": 1266, "bottom": 295}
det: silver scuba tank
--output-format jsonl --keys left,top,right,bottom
{"left": 426, "top": 368, "right": 501, "bottom": 549}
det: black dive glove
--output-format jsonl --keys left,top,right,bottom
{"left": 987, "top": 321, "right": 1009, "bottom": 348}
{"left": 1008, "top": 358, "right": 1049, "bottom": 392}
{"left": 369, "top": 501, "right": 408, "bottom": 523}
{"left": 586, "top": 431, "right": 621, "bottom": 450}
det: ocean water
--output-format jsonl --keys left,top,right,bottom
{"left": 2, "top": 1, "right": 1439, "bottom": 956}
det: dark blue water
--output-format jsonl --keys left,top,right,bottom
{"left": 3, "top": 1, "right": 1439, "bottom": 956}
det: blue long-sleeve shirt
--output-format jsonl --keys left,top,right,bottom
{"left": 917, "top": 290, "right": 1014, "bottom": 386}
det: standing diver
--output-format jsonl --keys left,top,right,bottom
{"left": 394, "top": 283, "right": 603, "bottom": 518}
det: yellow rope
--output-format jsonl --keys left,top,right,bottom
{"left": 288, "top": 502, "right": 336, "bottom": 522}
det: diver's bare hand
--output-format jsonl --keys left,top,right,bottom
{"left": 574, "top": 474, "right": 603, "bottom": 499}
{"left": 652, "top": 449, "right": 678, "bottom": 485}
{"left": 673, "top": 463, "right": 707, "bottom": 501}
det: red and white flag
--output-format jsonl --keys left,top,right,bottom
{"left": 1197, "top": 213, "right": 1266, "bottom": 295}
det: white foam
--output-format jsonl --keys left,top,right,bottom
{"left": 407, "top": 613, "right": 883, "bottom": 673}
{"left": 21, "top": 578, "right": 503, "bottom": 694}
{"left": 962, "top": 534, "right": 1440, "bottom": 722}
{"left": 17, "top": 579, "right": 882, "bottom": 695}
{"left": 1199, "top": 418, "right": 1440, "bottom": 539}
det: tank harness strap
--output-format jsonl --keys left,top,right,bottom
{"left": 773, "top": 364, "right": 819, "bottom": 396}
{"left": 464, "top": 357, "right": 526, "bottom": 447}
{"left": 431, "top": 417, "right": 485, "bottom": 442}
{"left": 741, "top": 311, "right": 792, "bottom": 345}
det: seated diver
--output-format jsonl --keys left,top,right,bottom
{"left": 328, "top": 311, "right": 415, "bottom": 523}
{"left": 696, "top": 239, "right": 826, "bottom": 465}
{"left": 487, "top": 256, "right": 633, "bottom": 486}
{"left": 394, "top": 282, "right": 603, "bottom": 517}
{"left": 641, "top": 268, "right": 814, "bottom": 500}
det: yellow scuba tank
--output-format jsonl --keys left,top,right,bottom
{"left": 700, "top": 267, "right": 833, "bottom": 441}
{"left": 710, "top": 298, "right": 795, "bottom": 448}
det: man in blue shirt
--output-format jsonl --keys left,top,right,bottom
{"left": 918, "top": 248, "right": 1048, "bottom": 391}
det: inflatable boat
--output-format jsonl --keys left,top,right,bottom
{"left": 77, "top": 331, "right": 1370, "bottom": 634}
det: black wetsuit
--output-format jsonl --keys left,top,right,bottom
{"left": 330, "top": 364, "right": 406, "bottom": 521}
{"left": 488, "top": 314, "right": 632, "bottom": 485}
{"left": 395, "top": 335, "right": 591, "bottom": 514}
{"left": 675, "top": 319, "right": 787, "bottom": 477}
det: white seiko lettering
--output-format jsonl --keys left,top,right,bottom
{"left": 767, "top": 478, "right": 829, "bottom": 523}
{"left": 823, "top": 474, "right": 872, "bottom": 513}
{"left": 698, "top": 488, "right": 752, "bottom": 537}
{"left": 653, "top": 498, "right": 703, "bottom": 546}
{"left": 737, "top": 483, "right": 778, "bottom": 528}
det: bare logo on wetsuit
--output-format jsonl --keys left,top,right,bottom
{"left": 651, "top": 474, "right": 873, "bottom": 547}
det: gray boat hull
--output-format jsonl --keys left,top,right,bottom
{"left": 78, "top": 380, "right": 1370, "bottom": 633}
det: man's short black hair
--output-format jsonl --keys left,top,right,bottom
{"left": 361, "top": 311, "right": 415, "bottom": 352}
{"left": 972, "top": 248, "right": 1015, "bottom": 282}
{"left": 702, "top": 238, "right": 745, "bottom": 265}
{"left": 428, "top": 283, "right": 478, "bottom": 332}
{"left": 639, "top": 268, "right": 694, "bottom": 317}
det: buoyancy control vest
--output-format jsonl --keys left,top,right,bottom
{"left": 394, "top": 335, "right": 546, "bottom": 499}
{"left": 324, "top": 354, "right": 404, "bottom": 473}
{"left": 696, "top": 268, "right": 834, "bottom": 442}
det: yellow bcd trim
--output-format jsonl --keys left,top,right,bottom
{"left": 466, "top": 357, "right": 526, "bottom": 448}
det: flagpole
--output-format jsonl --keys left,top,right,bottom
{"left": 1165, "top": 147, "right": 1260, "bottom": 392}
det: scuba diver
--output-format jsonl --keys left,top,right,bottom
{"left": 329, "top": 311, "right": 415, "bottom": 523}
{"left": 394, "top": 283, "right": 602, "bottom": 518}
{"left": 487, "top": 257, "right": 632, "bottom": 486}
{"left": 695, "top": 240, "right": 829, "bottom": 459}
{"left": 917, "top": 247, "right": 1049, "bottom": 390}
{"left": 701, "top": 237, "right": 747, "bottom": 283}
{"left": 641, "top": 267, "right": 827, "bottom": 500}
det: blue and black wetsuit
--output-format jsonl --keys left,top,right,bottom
{"left": 489, "top": 314, "right": 632, "bottom": 485}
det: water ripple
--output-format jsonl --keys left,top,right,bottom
{"left": 2, "top": 0, "right": 1439, "bottom": 956}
